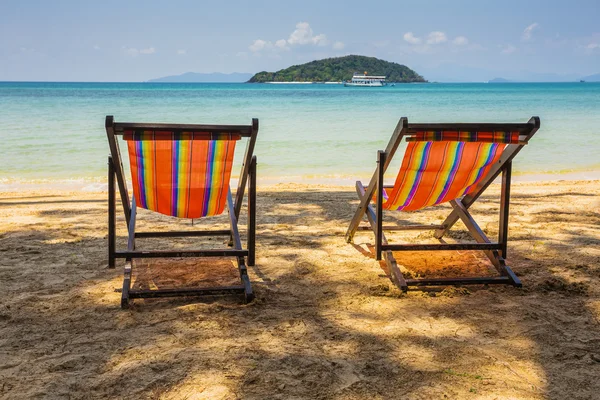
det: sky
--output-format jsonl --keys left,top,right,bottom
{"left": 1, "top": 0, "right": 599, "bottom": 82}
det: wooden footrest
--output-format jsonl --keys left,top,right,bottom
{"left": 129, "top": 285, "right": 246, "bottom": 298}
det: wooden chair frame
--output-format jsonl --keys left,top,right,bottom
{"left": 106, "top": 116, "right": 258, "bottom": 307}
{"left": 346, "top": 117, "right": 540, "bottom": 291}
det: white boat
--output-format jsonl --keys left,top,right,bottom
{"left": 344, "top": 72, "right": 387, "bottom": 87}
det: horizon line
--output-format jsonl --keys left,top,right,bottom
{"left": 0, "top": 80, "right": 597, "bottom": 84}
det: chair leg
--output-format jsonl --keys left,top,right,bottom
{"left": 227, "top": 188, "right": 254, "bottom": 302}
{"left": 108, "top": 156, "right": 116, "bottom": 268}
{"left": 241, "top": 268, "right": 254, "bottom": 303}
{"left": 126, "top": 197, "right": 137, "bottom": 258}
{"left": 247, "top": 156, "right": 256, "bottom": 267}
{"left": 121, "top": 262, "right": 132, "bottom": 309}
{"left": 499, "top": 162, "right": 512, "bottom": 259}
{"left": 375, "top": 151, "right": 385, "bottom": 261}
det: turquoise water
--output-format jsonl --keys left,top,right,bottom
{"left": 1, "top": 82, "right": 599, "bottom": 184}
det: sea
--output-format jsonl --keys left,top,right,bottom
{"left": 1, "top": 81, "right": 599, "bottom": 189}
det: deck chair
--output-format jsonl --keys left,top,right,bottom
{"left": 106, "top": 116, "right": 258, "bottom": 308}
{"left": 346, "top": 117, "right": 540, "bottom": 291}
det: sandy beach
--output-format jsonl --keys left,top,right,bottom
{"left": 0, "top": 180, "right": 599, "bottom": 399}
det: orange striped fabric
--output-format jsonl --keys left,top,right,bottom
{"left": 124, "top": 130, "right": 240, "bottom": 219}
{"left": 381, "top": 140, "right": 507, "bottom": 211}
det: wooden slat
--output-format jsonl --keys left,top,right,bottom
{"left": 407, "top": 122, "right": 534, "bottom": 133}
{"left": 129, "top": 286, "right": 246, "bottom": 298}
{"left": 115, "top": 249, "right": 249, "bottom": 258}
{"left": 135, "top": 230, "right": 230, "bottom": 238}
{"left": 382, "top": 243, "right": 501, "bottom": 251}
{"left": 406, "top": 137, "right": 528, "bottom": 145}
{"left": 358, "top": 224, "right": 445, "bottom": 231}
{"left": 114, "top": 122, "right": 253, "bottom": 136}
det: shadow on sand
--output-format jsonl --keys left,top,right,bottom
{"left": 0, "top": 183, "right": 599, "bottom": 398}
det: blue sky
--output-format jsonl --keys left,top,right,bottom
{"left": 1, "top": 0, "right": 599, "bottom": 81}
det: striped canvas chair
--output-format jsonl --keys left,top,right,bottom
{"left": 346, "top": 117, "right": 540, "bottom": 291}
{"left": 106, "top": 116, "right": 258, "bottom": 308}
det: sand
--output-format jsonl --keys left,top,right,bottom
{"left": 0, "top": 180, "right": 599, "bottom": 399}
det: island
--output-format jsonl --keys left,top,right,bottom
{"left": 580, "top": 73, "right": 600, "bottom": 82}
{"left": 247, "top": 55, "right": 426, "bottom": 83}
{"left": 487, "top": 78, "right": 514, "bottom": 83}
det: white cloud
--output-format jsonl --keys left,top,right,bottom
{"left": 403, "top": 32, "right": 481, "bottom": 54}
{"left": 176, "top": 49, "right": 186, "bottom": 55}
{"left": 122, "top": 46, "right": 138, "bottom": 56}
{"left": 314, "top": 34, "right": 328, "bottom": 46}
{"left": 373, "top": 40, "right": 390, "bottom": 48}
{"left": 584, "top": 42, "right": 600, "bottom": 54}
{"left": 404, "top": 31, "right": 448, "bottom": 47}
{"left": 122, "top": 46, "right": 156, "bottom": 56}
{"left": 427, "top": 31, "right": 448, "bottom": 45}
{"left": 333, "top": 41, "right": 345, "bottom": 50}
{"left": 249, "top": 39, "right": 288, "bottom": 53}
{"left": 249, "top": 22, "right": 341, "bottom": 53}
{"left": 501, "top": 44, "right": 517, "bottom": 54}
{"left": 275, "top": 39, "right": 290, "bottom": 50}
{"left": 576, "top": 33, "right": 600, "bottom": 54}
{"left": 403, "top": 32, "right": 421, "bottom": 45}
{"left": 452, "top": 36, "right": 469, "bottom": 46}
{"left": 287, "top": 22, "right": 328, "bottom": 46}
{"left": 522, "top": 23, "right": 539, "bottom": 41}
{"left": 93, "top": 45, "right": 100, "bottom": 50}
{"left": 249, "top": 39, "right": 272, "bottom": 52}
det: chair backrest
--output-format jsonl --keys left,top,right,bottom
{"left": 383, "top": 130, "right": 521, "bottom": 212}
{"left": 106, "top": 117, "right": 258, "bottom": 224}
{"left": 124, "top": 130, "right": 240, "bottom": 218}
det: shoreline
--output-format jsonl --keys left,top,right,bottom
{"left": 1, "top": 169, "right": 600, "bottom": 192}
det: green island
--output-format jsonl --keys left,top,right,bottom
{"left": 247, "top": 55, "right": 427, "bottom": 83}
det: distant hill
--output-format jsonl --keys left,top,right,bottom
{"left": 581, "top": 73, "right": 600, "bottom": 82}
{"left": 247, "top": 55, "right": 426, "bottom": 83}
{"left": 488, "top": 77, "right": 513, "bottom": 83}
{"left": 148, "top": 72, "right": 253, "bottom": 83}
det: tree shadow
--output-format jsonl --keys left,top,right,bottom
{"left": 1, "top": 184, "right": 599, "bottom": 398}
{"left": 0, "top": 198, "right": 104, "bottom": 206}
